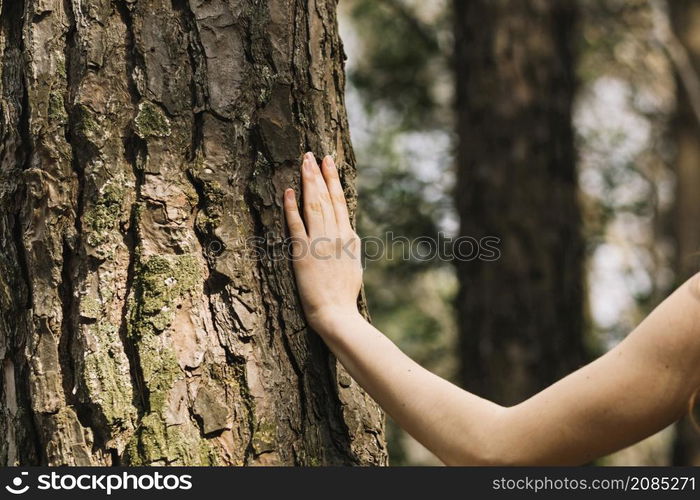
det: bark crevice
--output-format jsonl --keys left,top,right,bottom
{"left": 6, "top": 0, "right": 33, "bottom": 312}
{"left": 116, "top": 0, "right": 151, "bottom": 421}
{"left": 119, "top": 133, "right": 149, "bottom": 417}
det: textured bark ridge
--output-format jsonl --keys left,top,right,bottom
{"left": 454, "top": 0, "right": 586, "bottom": 405}
{"left": 0, "top": 0, "right": 386, "bottom": 466}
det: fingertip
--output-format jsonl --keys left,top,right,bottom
{"left": 307, "top": 153, "right": 323, "bottom": 176}
{"left": 323, "top": 155, "right": 336, "bottom": 169}
{"left": 322, "top": 156, "right": 340, "bottom": 182}
{"left": 301, "top": 157, "right": 312, "bottom": 175}
{"left": 284, "top": 188, "right": 296, "bottom": 204}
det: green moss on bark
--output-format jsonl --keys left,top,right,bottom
{"left": 129, "top": 253, "right": 202, "bottom": 336}
{"left": 83, "top": 180, "right": 127, "bottom": 257}
{"left": 138, "top": 337, "right": 180, "bottom": 412}
{"left": 79, "top": 296, "right": 101, "bottom": 320}
{"left": 82, "top": 322, "right": 137, "bottom": 433}
{"left": 134, "top": 101, "right": 171, "bottom": 139}
{"left": 124, "top": 413, "right": 218, "bottom": 466}
{"left": 48, "top": 90, "right": 67, "bottom": 123}
{"left": 121, "top": 251, "right": 213, "bottom": 465}
{"left": 252, "top": 419, "right": 277, "bottom": 455}
{"left": 74, "top": 104, "right": 101, "bottom": 143}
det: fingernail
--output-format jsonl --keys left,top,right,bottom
{"left": 305, "top": 152, "right": 314, "bottom": 161}
{"left": 303, "top": 158, "right": 311, "bottom": 173}
{"left": 324, "top": 156, "right": 335, "bottom": 168}
{"left": 285, "top": 188, "right": 294, "bottom": 201}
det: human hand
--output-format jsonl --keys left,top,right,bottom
{"left": 283, "top": 152, "right": 363, "bottom": 334}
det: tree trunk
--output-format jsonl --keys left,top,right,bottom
{"left": 453, "top": 0, "right": 585, "bottom": 405}
{"left": 669, "top": 0, "right": 700, "bottom": 467}
{"left": 0, "top": 0, "right": 386, "bottom": 466}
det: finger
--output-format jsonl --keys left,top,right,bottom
{"left": 321, "top": 156, "right": 352, "bottom": 234}
{"left": 283, "top": 188, "right": 306, "bottom": 239}
{"left": 307, "top": 152, "right": 337, "bottom": 235}
{"left": 301, "top": 153, "right": 325, "bottom": 237}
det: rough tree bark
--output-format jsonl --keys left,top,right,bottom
{"left": 453, "top": 0, "right": 586, "bottom": 405}
{"left": 0, "top": 0, "right": 386, "bottom": 466}
{"left": 669, "top": 0, "right": 700, "bottom": 467}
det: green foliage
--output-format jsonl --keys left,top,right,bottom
{"left": 357, "top": 133, "right": 445, "bottom": 274}
{"left": 347, "top": 0, "right": 450, "bottom": 130}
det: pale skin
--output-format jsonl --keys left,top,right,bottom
{"left": 283, "top": 152, "right": 700, "bottom": 466}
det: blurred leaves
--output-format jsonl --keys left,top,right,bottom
{"left": 347, "top": 0, "right": 452, "bottom": 130}
{"left": 575, "top": 0, "right": 676, "bottom": 350}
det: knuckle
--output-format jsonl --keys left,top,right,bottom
{"left": 331, "top": 191, "right": 346, "bottom": 205}
{"left": 308, "top": 201, "right": 323, "bottom": 213}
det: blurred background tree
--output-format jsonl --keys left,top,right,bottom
{"left": 453, "top": 0, "right": 586, "bottom": 407}
{"left": 668, "top": 0, "right": 700, "bottom": 466}
{"left": 339, "top": 0, "right": 699, "bottom": 465}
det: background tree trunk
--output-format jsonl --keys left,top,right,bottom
{"left": 669, "top": 0, "right": 700, "bottom": 467}
{"left": 453, "top": 0, "right": 586, "bottom": 405}
{"left": 0, "top": 0, "right": 386, "bottom": 466}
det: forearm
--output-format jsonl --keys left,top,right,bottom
{"left": 314, "top": 310, "right": 507, "bottom": 465}
{"left": 503, "top": 274, "right": 700, "bottom": 464}
{"left": 312, "top": 274, "right": 700, "bottom": 466}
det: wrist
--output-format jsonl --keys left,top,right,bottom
{"left": 306, "top": 306, "right": 365, "bottom": 338}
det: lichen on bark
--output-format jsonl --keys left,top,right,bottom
{"left": 129, "top": 253, "right": 202, "bottom": 335}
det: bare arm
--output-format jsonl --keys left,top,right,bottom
{"left": 284, "top": 153, "right": 700, "bottom": 465}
